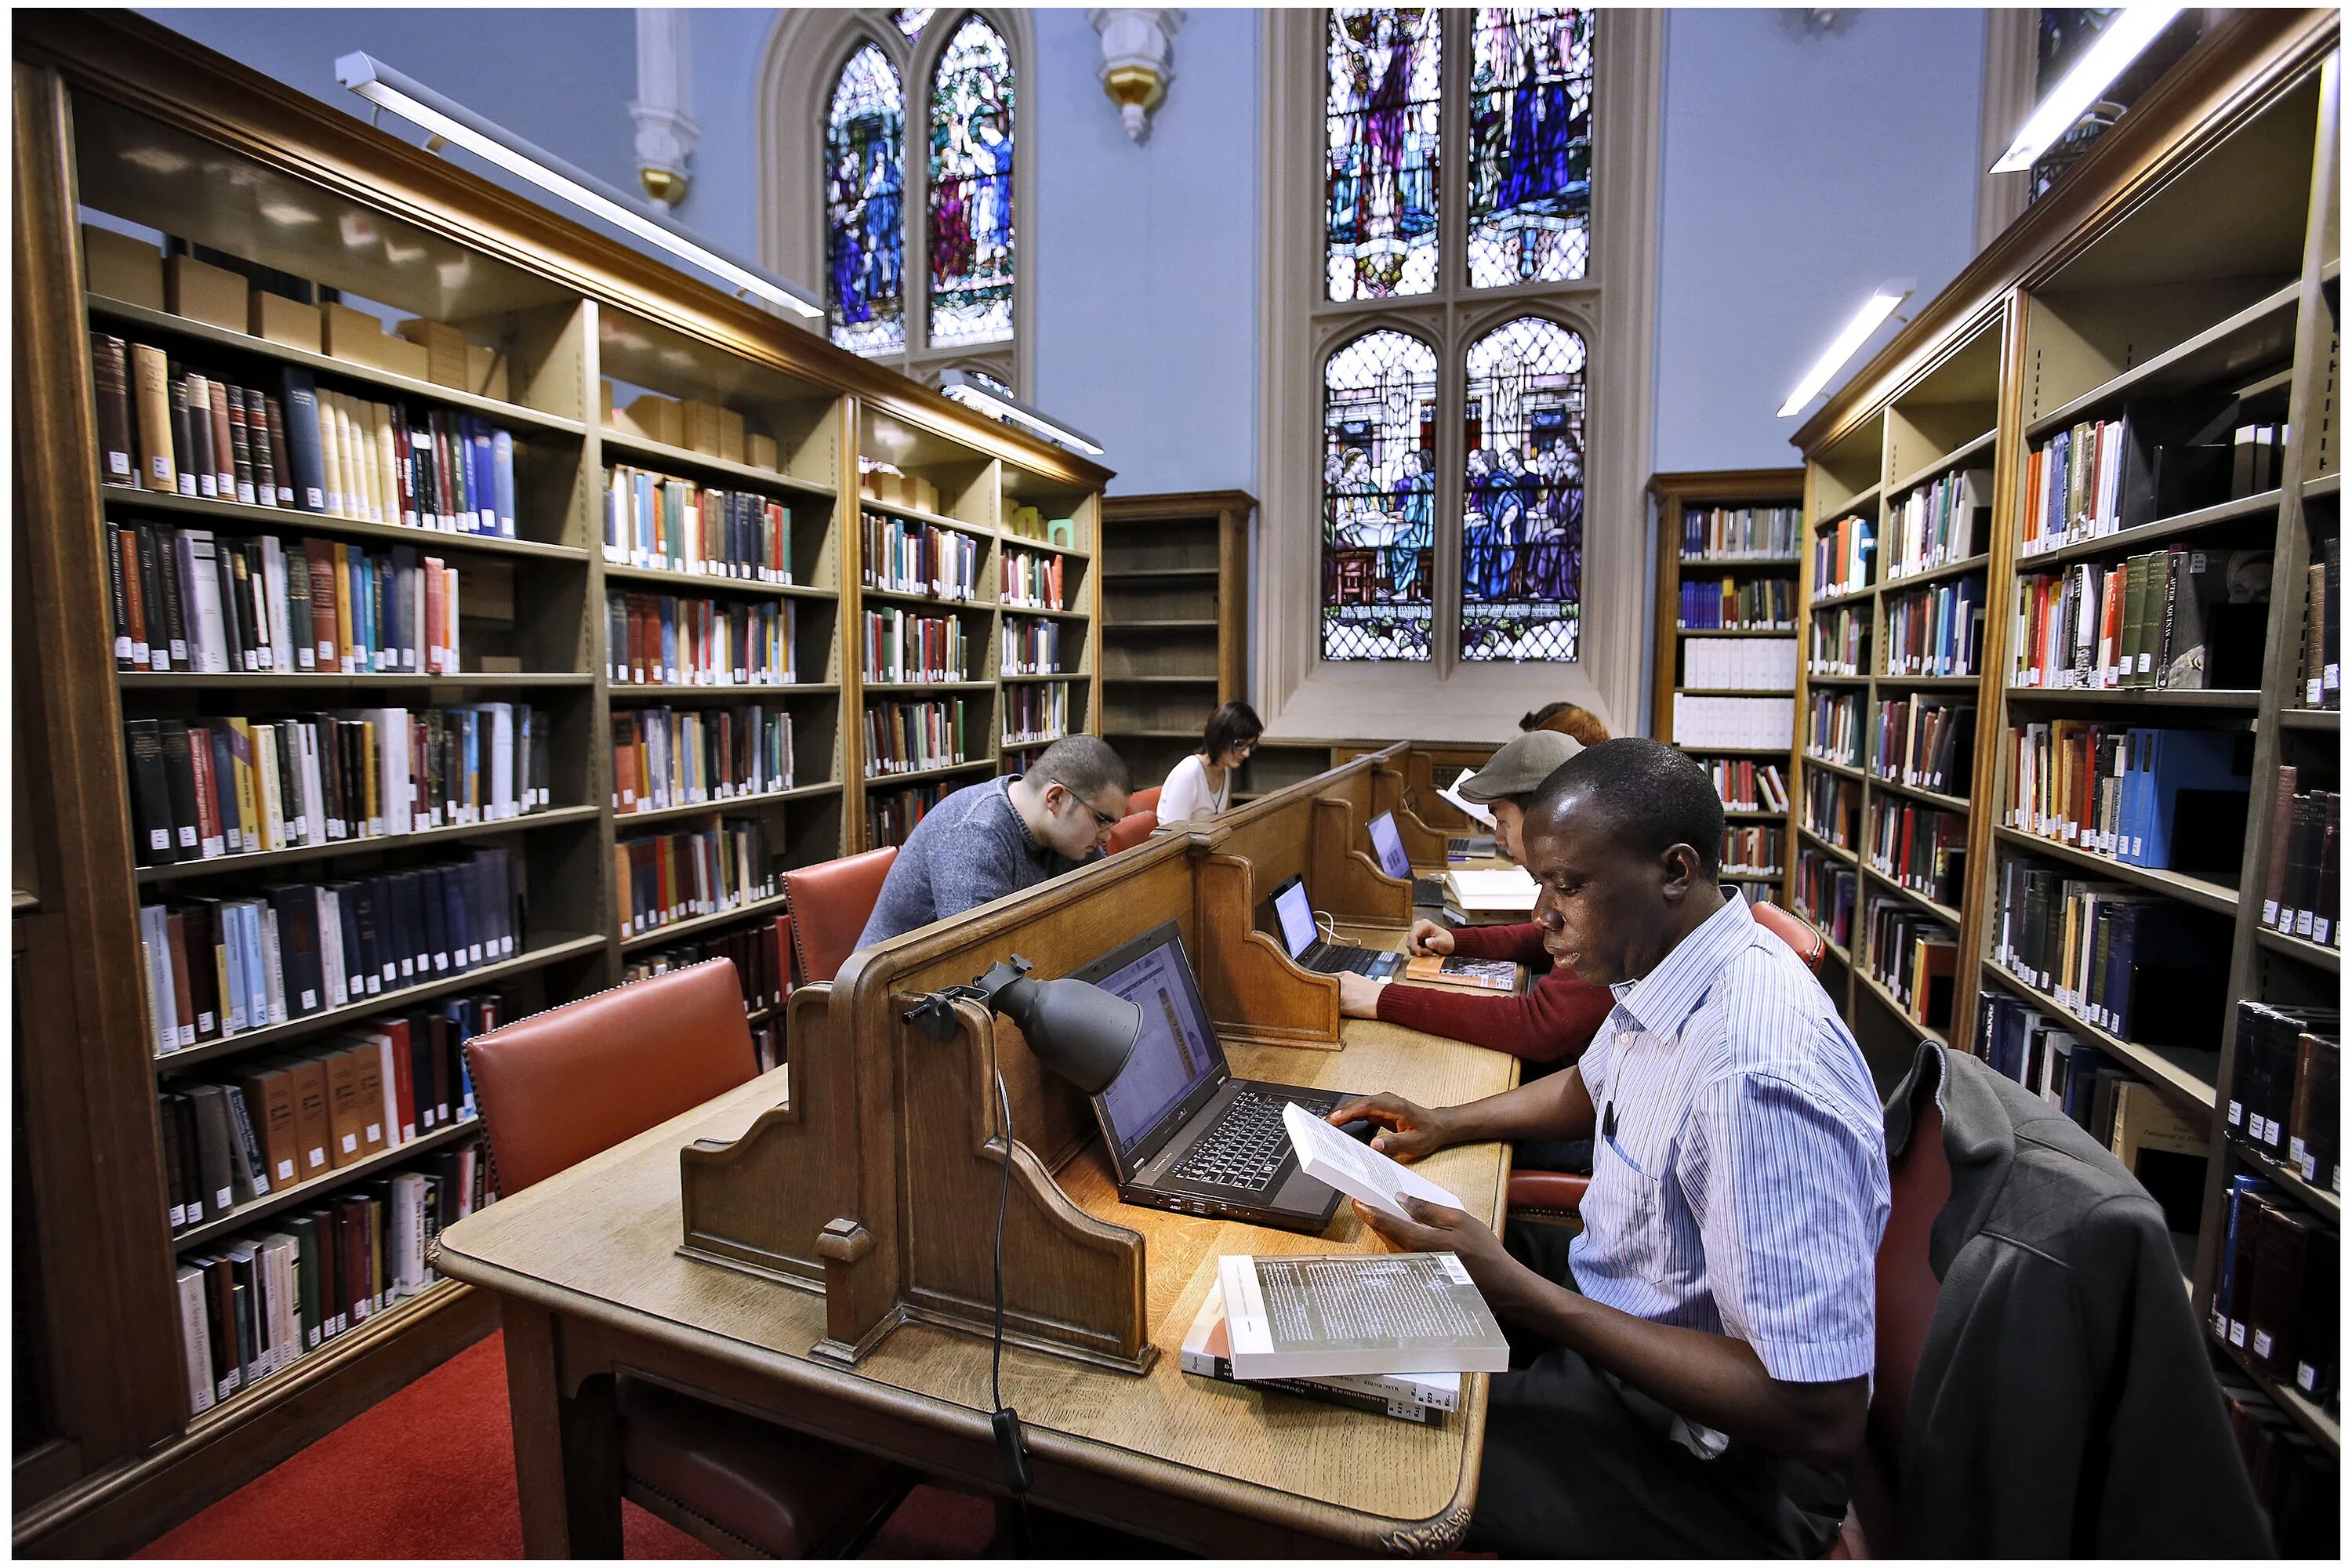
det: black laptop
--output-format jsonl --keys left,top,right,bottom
{"left": 1267, "top": 873, "right": 1405, "bottom": 978}
{"left": 1369, "top": 809, "right": 1449, "bottom": 907}
{"left": 1070, "top": 921, "right": 1348, "bottom": 1232}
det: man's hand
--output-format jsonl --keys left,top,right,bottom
{"left": 1406, "top": 919, "right": 1455, "bottom": 957}
{"left": 1327, "top": 1093, "right": 1457, "bottom": 1162}
{"left": 1352, "top": 1196, "right": 1528, "bottom": 1312}
{"left": 1336, "top": 970, "right": 1386, "bottom": 1018}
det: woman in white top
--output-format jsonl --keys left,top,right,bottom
{"left": 1155, "top": 701, "right": 1261, "bottom": 826}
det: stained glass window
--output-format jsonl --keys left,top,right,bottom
{"left": 1467, "top": 8, "right": 1592, "bottom": 288}
{"left": 1460, "top": 317, "right": 1584, "bottom": 661}
{"left": 1322, "top": 331, "right": 1439, "bottom": 661}
{"left": 1323, "top": 8, "right": 1443, "bottom": 303}
{"left": 824, "top": 44, "right": 906, "bottom": 356}
{"left": 891, "top": 7, "right": 935, "bottom": 42}
{"left": 927, "top": 15, "right": 1016, "bottom": 347}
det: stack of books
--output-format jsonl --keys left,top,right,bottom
{"left": 1439, "top": 866, "right": 1538, "bottom": 926}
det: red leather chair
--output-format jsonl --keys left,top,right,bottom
{"left": 782, "top": 844, "right": 896, "bottom": 985}
{"left": 465, "top": 961, "right": 913, "bottom": 1556}
{"left": 1105, "top": 808, "right": 1158, "bottom": 854}
{"left": 1129, "top": 784, "right": 1163, "bottom": 816}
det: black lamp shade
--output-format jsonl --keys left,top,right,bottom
{"left": 991, "top": 974, "right": 1142, "bottom": 1096}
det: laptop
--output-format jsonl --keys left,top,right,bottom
{"left": 1268, "top": 873, "right": 1405, "bottom": 978}
{"left": 1447, "top": 833, "right": 1498, "bottom": 859}
{"left": 1070, "top": 922, "right": 1348, "bottom": 1232}
{"left": 1368, "top": 810, "right": 1449, "bottom": 907}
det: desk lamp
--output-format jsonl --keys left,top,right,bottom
{"left": 905, "top": 957, "right": 1142, "bottom": 1523}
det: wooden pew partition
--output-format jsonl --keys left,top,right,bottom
{"left": 1348, "top": 742, "right": 1501, "bottom": 841}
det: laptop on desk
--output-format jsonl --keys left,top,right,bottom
{"left": 1267, "top": 873, "right": 1406, "bottom": 978}
{"left": 1368, "top": 810, "right": 1450, "bottom": 908}
{"left": 1070, "top": 922, "right": 1348, "bottom": 1232}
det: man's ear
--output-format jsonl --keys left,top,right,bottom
{"left": 1660, "top": 843, "right": 1701, "bottom": 901}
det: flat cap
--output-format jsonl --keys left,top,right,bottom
{"left": 1459, "top": 729, "right": 1583, "bottom": 804}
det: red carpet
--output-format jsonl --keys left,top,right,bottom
{"left": 135, "top": 1330, "right": 997, "bottom": 1559}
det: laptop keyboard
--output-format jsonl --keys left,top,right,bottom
{"left": 1412, "top": 877, "right": 1446, "bottom": 906}
{"left": 1170, "top": 1089, "right": 1294, "bottom": 1193}
{"left": 1308, "top": 943, "right": 1394, "bottom": 976}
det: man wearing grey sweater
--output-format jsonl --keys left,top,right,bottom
{"left": 855, "top": 734, "right": 1132, "bottom": 949}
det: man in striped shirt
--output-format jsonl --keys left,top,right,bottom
{"left": 1331, "top": 738, "right": 1889, "bottom": 1555}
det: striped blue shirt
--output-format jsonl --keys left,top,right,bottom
{"left": 1566, "top": 894, "right": 1889, "bottom": 1383}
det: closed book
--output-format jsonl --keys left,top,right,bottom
{"left": 323, "top": 1044, "right": 370, "bottom": 1169}
{"left": 183, "top": 1082, "right": 239, "bottom": 1220}
{"left": 183, "top": 371, "right": 215, "bottom": 498}
{"left": 125, "top": 719, "right": 178, "bottom": 865}
{"left": 1180, "top": 1284, "right": 1457, "bottom": 1422}
{"left": 283, "top": 1054, "right": 334, "bottom": 1181}
{"left": 286, "top": 1213, "right": 325, "bottom": 1351}
{"left": 221, "top": 1083, "right": 272, "bottom": 1203}
{"left": 130, "top": 341, "right": 177, "bottom": 491}
{"left": 264, "top": 884, "right": 327, "bottom": 1018}
{"left": 160, "top": 1091, "right": 190, "bottom": 1228}
{"left": 350, "top": 1039, "right": 390, "bottom": 1157}
{"left": 234, "top": 1062, "right": 303, "bottom": 1191}
{"left": 158, "top": 720, "right": 205, "bottom": 862}
{"left": 91, "top": 332, "right": 136, "bottom": 485}
{"left": 225, "top": 383, "right": 255, "bottom": 503}
{"left": 1217, "top": 1251, "right": 1508, "bottom": 1381}
{"left": 205, "top": 379, "right": 235, "bottom": 501}
{"left": 174, "top": 1264, "right": 216, "bottom": 1414}
{"left": 1400, "top": 953, "right": 1519, "bottom": 992}
{"left": 279, "top": 368, "right": 328, "bottom": 513}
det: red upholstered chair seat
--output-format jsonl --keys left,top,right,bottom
{"left": 1129, "top": 784, "right": 1163, "bottom": 815}
{"left": 465, "top": 962, "right": 911, "bottom": 1556}
{"left": 1105, "top": 808, "right": 1158, "bottom": 854}
{"left": 782, "top": 845, "right": 897, "bottom": 985}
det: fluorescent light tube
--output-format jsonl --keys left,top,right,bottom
{"left": 939, "top": 370, "right": 1105, "bottom": 456}
{"left": 336, "top": 52, "right": 823, "bottom": 319}
{"left": 1990, "top": 7, "right": 2183, "bottom": 173}
{"left": 1777, "top": 281, "right": 1913, "bottom": 419}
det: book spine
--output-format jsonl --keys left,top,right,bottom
{"left": 91, "top": 332, "right": 137, "bottom": 485}
{"left": 130, "top": 342, "right": 177, "bottom": 492}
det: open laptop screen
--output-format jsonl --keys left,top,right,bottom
{"left": 1270, "top": 875, "right": 1319, "bottom": 960}
{"left": 1077, "top": 925, "right": 1229, "bottom": 1162}
{"left": 1368, "top": 811, "right": 1411, "bottom": 880}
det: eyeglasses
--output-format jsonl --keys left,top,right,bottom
{"left": 1049, "top": 779, "right": 1123, "bottom": 832}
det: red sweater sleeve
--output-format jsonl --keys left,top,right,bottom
{"left": 1374, "top": 956, "right": 1616, "bottom": 1063}
{"left": 1443, "top": 921, "right": 1550, "bottom": 965}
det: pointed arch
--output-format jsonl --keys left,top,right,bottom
{"left": 1319, "top": 328, "right": 1440, "bottom": 661}
{"left": 925, "top": 13, "right": 1016, "bottom": 347}
{"left": 1459, "top": 315, "right": 1586, "bottom": 661}
{"left": 825, "top": 42, "right": 907, "bottom": 354}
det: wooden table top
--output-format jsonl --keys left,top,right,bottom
{"left": 437, "top": 931, "right": 1517, "bottom": 1546}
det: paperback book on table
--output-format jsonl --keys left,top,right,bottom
{"left": 1402, "top": 953, "right": 1519, "bottom": 992}
{"left": 1214, "top": 1250, "right": 1509, "bottom": 1381}
{"left": 1178, "top": 1285, "right": 1457, "bottom": 1425}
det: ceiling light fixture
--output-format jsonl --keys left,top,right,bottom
{"left": 336, "top": 52, "right": 822, "bottom": 319}
{"left": 1989, "top": 7, "right": 2182, "bottom": 173}
{"left": 939, "top": 369, "right": 1105, "bottom": 456}
{"left": 1777, "top": 279, "right": 1913, "bottom": 419}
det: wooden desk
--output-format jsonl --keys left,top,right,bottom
{"left": 436, "top": 1011, "right": 1516, "bottom": 1555}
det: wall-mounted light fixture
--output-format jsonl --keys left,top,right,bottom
{"left": 1088, "top": 9, "right": 1185, "bottom": 144}
{"left": 336, "top": 51, "right": 820, "bottom": 318}
{"left": 1989, "top": 6, "right": 2182, "bottom": 172}
{"left": 941, "top": 368, "right": 1106, "bottom": 456}
{"left": 1777, "top": 278, "right": 1913, "bottom": 418}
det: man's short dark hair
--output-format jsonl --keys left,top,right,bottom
{"left": 1530, "top": 737, "right": 1722, "bottom": 875}
{"left": 1033, "top": 734, "right": 1131, "bottom": 801}
{"left": 1202, "top": 701, "right": 1263, "bottom": 760}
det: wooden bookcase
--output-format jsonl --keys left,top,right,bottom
{"left": 1647, "top": 468, "right": 1805, "bottom": 905}
{"left": 1791, "top": 7, "right": 2340, "bottom": 1483}
{"left": 1097, "top": 490, "right": 1252, "bottom": 793}
{"left": 9, "top": 13, "right": 1107, "bottom": 1549}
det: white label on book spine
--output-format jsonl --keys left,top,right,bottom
{"left": 307, "top": 1148, "right": 325, "bottom": 1169}
{"left": 341, "top": 1133, "right": 357, "bottom": 1153}
{"left": 170, "top": 1202, "right": 186, "bottom": 1227}
{"left": 299, "top": 988, "right": 317, "bottom": 1011}
{"left": 366, "top": 1122, "right": 381, "bottom": 1143}
{"left": 215, "top": 1185, "right": 232, "bottom": 1210}
{"left": 2252, "top": 1330, "right": 2274, "bottom": 1359}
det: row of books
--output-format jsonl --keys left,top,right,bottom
{"left": 95, "top": 336, "right": 519, "bottom": 537}
{"left": 1807, "top": 604, "right": 1868, "bottom": 677}
{"left": 1813, "top": 514, "right": 1874, "bottom": 597}
{"left": 624, "top": 924, "right": 794, "bottom": 1018}
{"left": 1000, "top": 548, "right": 1069, "bottom": 610}
{"left": 2004, "top": 723, "right": 2248, "bottom": 874}
{"left": 1806, "top": 691, "right": 1860, "bottom": 768}
{"left": 601, "top": 465, "right": 795, "bottom": 583}
{"left": 126, "top": 705, "right": 548, "bottom": 868}
{"left": 612, "top": 705, "right": 793, "bottom": 815}
{"left": 1864, "top": 898, "right": 1957, "bottom": 1031}
{"left": 175, "top": 1149, "right": 486, "bottom": 1414}
{"left": 1868, "top": 799, "right": 1965, "bottom": 909}
{"left": 2227, "top": 1001, "right": 2339, "bottom": 1189}
{"left": 862, "top": 699, "right": 973, "bottom": 779}
{"left": 2021, "top": 416, "right": 2132, "bottom": 554}
{"left": 1990, "top": 859, "right": 2223, "bottom": 1052}
{"left": 1882, "top": 467, "right": 1989, "bottom": 580}
{"left": 1882, "top": 579, "right": 1985, "bottom": 678}
{"left": 2213, "top": 1177, "right": 2337, "bottom": 1413}
{"left": 866, "top": 777, "right": 957, "bottom": 849}
{"left": 2257, "top": 769, "right": 2338, "bottom": 949}
{"left": 614, "top": 822, "right": 776, "bottom": 939}
{"left": 1669, "top": 695, "right": 1792, "bottom": 750}
{"left": 1795, "top": 851, "right": 1857, "bottom": 949}
{"left": 1003, "top": 684, "right": 1068, "bottom": 748}
{"left": 1804, "top": 773, "right": 1858, "bottom": 848}
{"left": 1679, "top": 503, "right": 1799, "bottom": 561}
{"left": 138, "top": 849, "right": 521, "bottom": 1056}
{"left": 1682, "top": 637, "right": 1797, "bottom": 691}
{"left": 108, "top": 520, "right": 460, "bottom": 677}
{"left": 1677, "top": 577, "right": 1795, "bottom": 631}
{"left": 1704, "top": 757, "right": 1788, "bottom": 814}
{"left": 862, "top": 512, "right": 982, "bottom": 601}
{"left": 863, "top": 607, "right": 970, "bottom": 685}
{"left": 162, "top": 996, "right": 489, "bottom": 1232}
{"left": 2296, "top": 535, "right": 2339, "bottom": 709}
{"left": 1874, "top": 697, "right": 1973, "bottom": 797}
{"left": 604, "top": 591, "right": 797, "bottom": 688}
{"left": 2218, "top": 1370, "right": 2336, "bottom": 1553}
{"left": 1722, "top": 825, "right": 1783, "bottom": 876}
{"left": 2010, "top": 549, "right": 2260, "bottom": 691}
{"left": 1001, "top": 615, "right": 1065, "bottom": 676}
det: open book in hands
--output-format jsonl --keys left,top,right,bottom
{"left": 1283, "top": 1102, "right": 1465, "bottom": 1223}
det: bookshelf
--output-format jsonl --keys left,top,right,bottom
{"left": 1647, "top": 469, "right": 1805, "bottom": 902}
{"left": 1098, "top": 491, "right": 1253, "bottom": 793}
{"left": 1789, "top": 7, "right": 2341, "bottom": 1502}
{"left": 9, "top": 13, "right": 1109, "bottom": 1548}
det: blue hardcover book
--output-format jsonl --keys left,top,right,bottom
{"left": 279, "top": 368, "right": 329, "bottom": 514}
{"left": 390, "top": 546, "right": 419, "bottom": 670}
{"left": 441, "top": 866, "right": 470, "bottom": 974}
{"left": 205, "top": 723, "right": 242, "bottom": 853}
{"left": 490, "top": 428, "right": 516, "bottom": 538}
{"left": 2132, "top": 728, "right": 2246, "bottom": 870}
{"left": 468, "top": 421, "right": 496, "bottom": 533}
{"left": 2212, "top": 1175, "right": 2274, "bottom": 1341}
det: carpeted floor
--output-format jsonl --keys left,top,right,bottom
{"left": 134, "top": 1330, "right": 999, "bottom": 1559}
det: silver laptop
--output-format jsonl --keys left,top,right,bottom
{"left": 1267, "top": 873, "right": 1405, "bottom": 978}
{"left": 1369, "top": 810, "right": 1449, "bottom": 906}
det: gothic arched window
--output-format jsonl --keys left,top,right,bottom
{"left": 926, "top": 14, "right": 1016, "bottom": 347}
{"left": 1460, "top": 317, "right": 1585, "bottom": 660}
{"left": 1321, "top": 330, "right": 1439, "bottom": 661}
{"left": 824, "top": 43, "right": 907, "bottom": 355}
